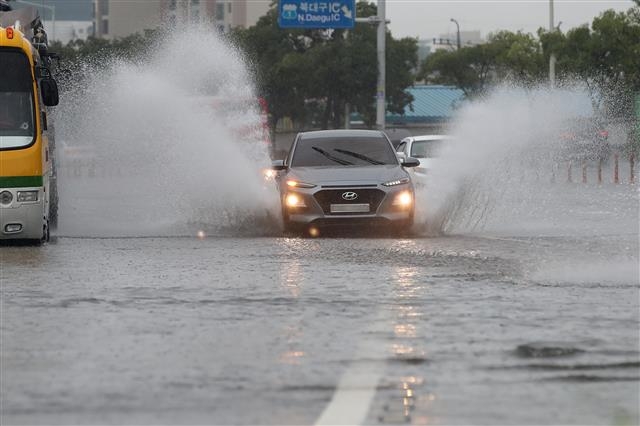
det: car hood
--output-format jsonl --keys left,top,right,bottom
{"left": 289, "top": 165, "right": 408, "bottom": 185}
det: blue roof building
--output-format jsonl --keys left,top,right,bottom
{"left": 387, "top": 85, "right": 465, "bottom": 125}
{"left": 349, "top": 85, "right": 465, "bottom": 131}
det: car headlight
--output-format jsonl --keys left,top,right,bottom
{"left": 286, "top": 180, "right": 316, "bottom": 188}
{"left": 17, "top": 190, "right": 38, "bottom": 202}
{"left": 382, "top": 177, "right": 410, "bottom": 187}
{"left": 262, "top": 168, "right": 278, "bottom": 180}
{"left": 392, "top": 190, "right": 413, "bottom": 207}
{"left": 285, "top": 193, "right": 307, "bottom": 208}
{"left": 0, "top": 191, "right": 13, "bottom": 205}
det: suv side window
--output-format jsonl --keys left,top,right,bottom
{"left": 396, "top": 141, "right": 406, "bottom": 154}
{"left": 286, "top": 135, "right": 300, "bottom": 166}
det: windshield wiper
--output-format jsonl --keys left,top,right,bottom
{"left": 312, "top": 146, "right": 353, "bottom": 165}
{"left": 333, "top": 148, "right": 385, "bottom": 165}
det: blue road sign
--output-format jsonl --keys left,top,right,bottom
{"left": 278, "top": 0, "right": 355, "bottom": 29}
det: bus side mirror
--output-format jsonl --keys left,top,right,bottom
{"left": 40, "top": 78, "right": 59, "bottom": 106}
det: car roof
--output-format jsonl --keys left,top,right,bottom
{"left": 402, "top": 134, "right": 452, "bottom": 143}
{"left": 298, "top": 129, "right": 387, "bottom": 139}
{"left": 384, "top": 128, "right": 412, "bottom": 143}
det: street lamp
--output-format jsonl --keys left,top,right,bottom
{"left": 450, "top": 18, "right": 460, "bottom": 50}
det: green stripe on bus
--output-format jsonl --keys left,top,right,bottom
{"left": 0, "top": 176, "right": 44, "bottom": 188}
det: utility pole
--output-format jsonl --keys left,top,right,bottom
{"left": 355, "top": 0, "right": 388, "bottom": 130}
{"left": 549, "top": 0, "right": 556, "bottom": 88}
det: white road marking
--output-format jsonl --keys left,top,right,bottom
{"left": 315, "top": 311, "right": 390, "bottom": 426}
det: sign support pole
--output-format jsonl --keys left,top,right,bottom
{"left": 280, "top": 0, "right": 385, "bottom": 130}
{"left": 549, "top": 0, "right": 556, "bottom": 88}
{"left": 357, "top": 2, "right": 388, "bottom": 130}
{"left": 376, "top": 0, "right": 386, "bottom": 130}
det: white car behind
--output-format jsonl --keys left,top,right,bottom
{"left": 396, "top": 134, "right": 452, "bottom": 185}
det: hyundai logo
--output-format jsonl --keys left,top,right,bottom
{"left": 342, "top": 191, "right": 358, "bottom": 201}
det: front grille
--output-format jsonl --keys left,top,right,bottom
{"left": 321, "top": 184, "right": 378, "bottom": 188}
{"left": 314, "top": 188, "right": 385, "bottom": 215}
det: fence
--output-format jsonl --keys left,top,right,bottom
{"left": 555, "top": 153, "right": 635, "bottom": 185}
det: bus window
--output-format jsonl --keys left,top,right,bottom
{"left": 0, "top": 50, "right": 35, "bottom": 149}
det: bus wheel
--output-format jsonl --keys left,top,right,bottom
{"left": 42, "top": 222, "right": 50, "bottom": 243}
{"left": 50, "top": 181, "right": 59, "bottom": 230}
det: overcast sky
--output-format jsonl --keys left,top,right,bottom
{"left": 385, "top": 0, "right": 635, "bottom": 40}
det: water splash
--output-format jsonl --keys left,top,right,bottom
{"left": 415, "top": 85, "right": 638, "bottom": 237}
{"left": 54, "top": 27, "right": 280, "bottom": 237}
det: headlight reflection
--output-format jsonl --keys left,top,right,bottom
{"left": 388, "top": 267, "right": 432, "bottom": 424}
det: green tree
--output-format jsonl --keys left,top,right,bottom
{"left": 230, "top": 5, "right": 311, "bottom": 130}
{"left": 539, "top": 5, "right": 640, "bottom": 119}
{"left": 418, "top": 43, "right": 497, "bottom": 97}
{"left": 384, "top": 35, "right": 418, "bottom": 116}
{"left": 50, "top": 30, "right": 158, "bottom": 65}
{"left": 231, "top": 1, "right": 417, "bottom": 129}
{"left": 421, "top": 3, "right": 639, "bottom": 116}
{"left": 490, "top": 31, "right": 545, "bottom": 84}
{"left": 418, "top": 30, "right": 545, "bottom": 97}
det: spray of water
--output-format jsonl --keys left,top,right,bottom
{"left": 54, "top": 32, "right": 635, "bottom": 240}
{"left": 54, "top": 27, "right": 280, "bottom": 237}
{"left": 415, "top": 84, "right": 638, "bottom": 237}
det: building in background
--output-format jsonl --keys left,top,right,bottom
{"left": 416, "top": 30, "right": 483, "bottom": 62}
{"left": 11, "top": 0, "right": 93, "bottom": 43}
{"left": 93, "top": 0, "right": 164, "bottom": 39}
{"left": 213, "top": 0, "right": 270, "bottom": 33}
{"left": 431, "top": 30, "right": 483, "bottom": 52}
{"left": 93, "top": 0, "right": 270, "bottom": 39}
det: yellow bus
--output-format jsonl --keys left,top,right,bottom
{"left": 0, "top": 9, "right": 59, "bottom": 243}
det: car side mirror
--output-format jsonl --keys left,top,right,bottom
{"left": 271, "top": 159, "right": 287, "bottom": 170}
{"left": 40, "top": 78, "right": 59, "bottom": 106}
{"left": 396, "top": 152, "right": 407, "bottom": 161}
{"left": 402, "top": 157, "right": 420, "bottom": 168}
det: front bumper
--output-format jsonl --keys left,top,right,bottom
{"left": 282, "top": 184, "right": 414, "bottom": 228}
{"left": 0, "top": 188, "right": 45, "bottom": 240}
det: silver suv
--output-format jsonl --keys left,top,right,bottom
{"left": 272, "top": 129, "right": 420, "bottom": 234}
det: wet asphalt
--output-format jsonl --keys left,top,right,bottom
{"left": 1, "top": 227, "right": 638, "bottom": 425}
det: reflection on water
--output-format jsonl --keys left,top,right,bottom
{"left": 400, "top": 376, "right": 425, "bottom": 420}
{"left": 384, "top": 265, "right": 431, "bottom": 424}
{"left": 281, "top": 257, "right": 302, "bottom": 298}
{"left": 0, "top": 246, "right": 47, "bottom": 265}
{"left": 279, "top": 350, "right": 306, "bottom": 365}
{"left": 394, "top": 323, "right": 417, "bottom": 338}
{"left": 2, "top": 233, "right": 637, "bottom": 424}
{"left": 278, "top": 253, "right": 305, "bottom": 366}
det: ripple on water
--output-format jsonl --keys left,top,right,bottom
{"left": 515, "top": 343, "right": 586, "bottom": 358}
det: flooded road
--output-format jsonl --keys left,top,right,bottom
{"left": 2, "top": 185, "right": 638, "bottom": 425}
{"left": 2, "top": 23, "right": 637, "bottom": 425}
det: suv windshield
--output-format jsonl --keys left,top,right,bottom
{"left": 410, "top": 139, "right": 444, "bottom": 158}
{"left": 291, "top": 135, "right": 398, "bottom": 167}
{"left": 0, "top": 49, "right": 35, "bottom": 150}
